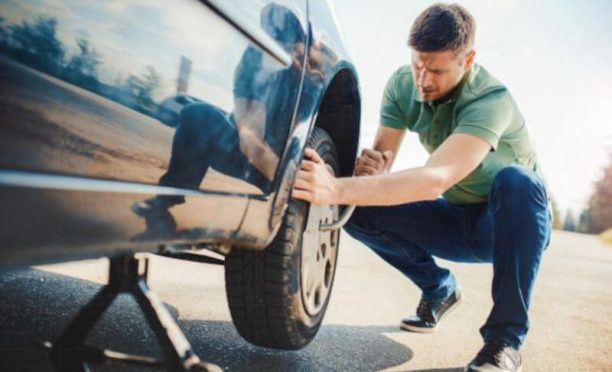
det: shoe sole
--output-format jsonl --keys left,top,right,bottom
{"left": 400, "top": 322, "right": 437, "bottom": 333}
{"left": 399, "top": 291, "right": 463, "bottom": 333}
{"left": 465, "top": 365, "right": 521, "bottom": 372}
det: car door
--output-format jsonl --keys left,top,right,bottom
{"left": 0, "top": 0, "right": 307, "bottom": 263}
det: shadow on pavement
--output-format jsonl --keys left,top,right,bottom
{"left": 0, "top": 267, "right": 414, "bottom": 371}
{"left": 184, "top": 321, "right": 412, "bottom": 371}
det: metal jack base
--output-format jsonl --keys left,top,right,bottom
{"left": 42, "top": 254, "right": 222, "bottom": 372}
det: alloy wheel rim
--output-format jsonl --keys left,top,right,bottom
{"left": 300, "top": 164, "right": 339, "bottom": 316}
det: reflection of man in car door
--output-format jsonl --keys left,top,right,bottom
{"left": 132, "top": 4, "right": 312, "bottom": 225}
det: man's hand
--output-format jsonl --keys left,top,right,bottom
{"left": 354, "top": 149, "right": 393, "bottom": 176}
{"left": 291, "top": 148, "right": 339, "bottom": 205}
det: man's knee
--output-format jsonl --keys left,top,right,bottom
{"left": 343, "top": 206, "right": 377, "bottom": 236}
{"left": 179, "top": 102, "right": 228, "bottom": 133}
{"left": 491, "top": 165, "right": 547, "bottom": 205}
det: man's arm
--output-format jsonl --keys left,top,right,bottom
{"left": 234, "top": 98, "right": 279, "bottom": 181}
{"left": 292, "top": 133, "right": 491, "bottom": 206}
{"left": 372, "top": 126, "right": 405, "bottom": 169}
{"left": 354, "top": 126, "right": 405, "bottom": 176}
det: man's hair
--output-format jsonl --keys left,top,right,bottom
{"left": 408, "top": 3, "right": 476, "bottom": 57}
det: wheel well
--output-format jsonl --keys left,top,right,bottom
{"left": 313, "top": 69, "right": 361, "bottom": 177}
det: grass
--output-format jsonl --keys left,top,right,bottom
{"left": 600, "top": 228, "right": 612, "bottom": 245}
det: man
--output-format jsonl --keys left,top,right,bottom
{"left": 292, "top": 3, "right": 551, "bottom": 372}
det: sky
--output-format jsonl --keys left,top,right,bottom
{"left": 332, "top": 0, "right": 612, "bottom": 215}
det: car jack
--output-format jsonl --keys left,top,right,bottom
{"left": 42, "top": 253, "right": 222, "bottom": 372}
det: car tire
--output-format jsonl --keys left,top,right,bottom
{"left": 224, "top": 127, "right": 340, "bottom": 350}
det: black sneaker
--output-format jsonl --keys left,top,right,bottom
{"left": 400, "top": 286, "right": 462, "bottom": 333}
{"left": 131, "top": 196, "right": 183, "bottom": 217}
{"left": 465, "top": 340, "right": 522, "bottom": 372}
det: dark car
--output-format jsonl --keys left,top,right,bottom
{"left": 0, "top": 0, "right": 360, "bottom": 369}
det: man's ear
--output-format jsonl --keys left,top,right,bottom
{"left": 463, "top": 49, "right": 476, "bottom": 71}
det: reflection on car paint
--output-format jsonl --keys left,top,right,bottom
{"left": 0, "top": 0, "right": 307, "bottom": 196}
{"left": 129, "top": 3, "right": 313, "bottom": 240}
{"left": 0, "top": 0, "right": 356, "bottom": 256}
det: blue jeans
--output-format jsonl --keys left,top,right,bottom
{"left": 343, "top": 165, "right": 551, "bottom": 349}
{"left": 159, "top": 102, "right": 269, "bottom": 193}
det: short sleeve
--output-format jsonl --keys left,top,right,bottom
{"left": 379, "top": 70, "right": 407, "bottom": 129}
{"left": 454, "top": 89, "right": 513, "bottom": 151}
{"left": 233, "top": 46, "right": 264, "bottom": 99}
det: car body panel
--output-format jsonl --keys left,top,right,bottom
{"left": 0, "top": 178, "right": 248, "bottom": 267}
{"left": 236, "top": 0, "right": 361, "bottom": 247}
{"left": 0, "top": 0, "right": 360, "bottom": 267}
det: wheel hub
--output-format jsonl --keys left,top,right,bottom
{"left": 300, "top": 165, "right": 339, "bottom": 316}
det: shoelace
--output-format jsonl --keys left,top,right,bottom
{"left": 476, "top": 340, "right": 511, "bottom": 365}
{"left": 416, "top": 300, "right": 436, "bottom": 322}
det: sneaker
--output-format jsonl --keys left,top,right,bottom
{"left": 400, "top": 286, "right": 462, "bottom": 333}
{"left": 131, "top": 196, "right": 182, "bottom": 217}
{"left": 465, "top": 340, "right": 522, "bottom": 372}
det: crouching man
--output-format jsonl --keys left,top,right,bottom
{"left": 292, "top": 3, "right": 551, "bottom": 371}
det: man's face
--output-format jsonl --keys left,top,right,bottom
{"left": 411, "top": 49, "right": 475, "bottom": 102}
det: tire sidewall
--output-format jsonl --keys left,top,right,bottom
{"left": 285, "top": 128, "right": 340, "bottom": 340}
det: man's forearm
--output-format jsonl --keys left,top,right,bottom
{"left": 335, "top": 166, "right": 444, "bottom": 206}
{"left": 237, "top": 127, "right": 279, "bottom": 181}
{"left": 371, "top": 126, "right": 406, "bottom": 170}
{"left": 246, "top": 142, "right": 279, "bottom": 181}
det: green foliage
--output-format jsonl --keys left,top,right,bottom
{"left": 600, "top": 228, "right": 612, "bottom": 245}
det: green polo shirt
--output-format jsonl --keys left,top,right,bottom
{"left": 380, "top": 63, "right": 538, "bottom": 204}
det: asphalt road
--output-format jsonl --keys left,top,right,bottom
{"left": 0, "top": 230, "right": 610, "bottom": 371}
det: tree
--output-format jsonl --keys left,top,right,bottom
{"left": 585, "top": 152, "right": 612, "bottom": 233}
{"left": 66, "top": 38, "right": 100, "bottom": 78}
{"left": 577, "top": 209, "right": 591, "bottom": 233}
{"left": 563, "top": 210, "right": 577, "bottom": 232}
{"left": 0, "top": 17, "right": 7, "bottom": 47}
{"left": 8, "top": 16, "right": 65, "bottom": 74}
{"left": 550, "top": 197, "right": 563, "bottom": 230}
{"left": 64, "top": 37, "right": 100, "bottom": 89}
{"left": 127, "top": 66, "right": 162, "bottom": 114}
